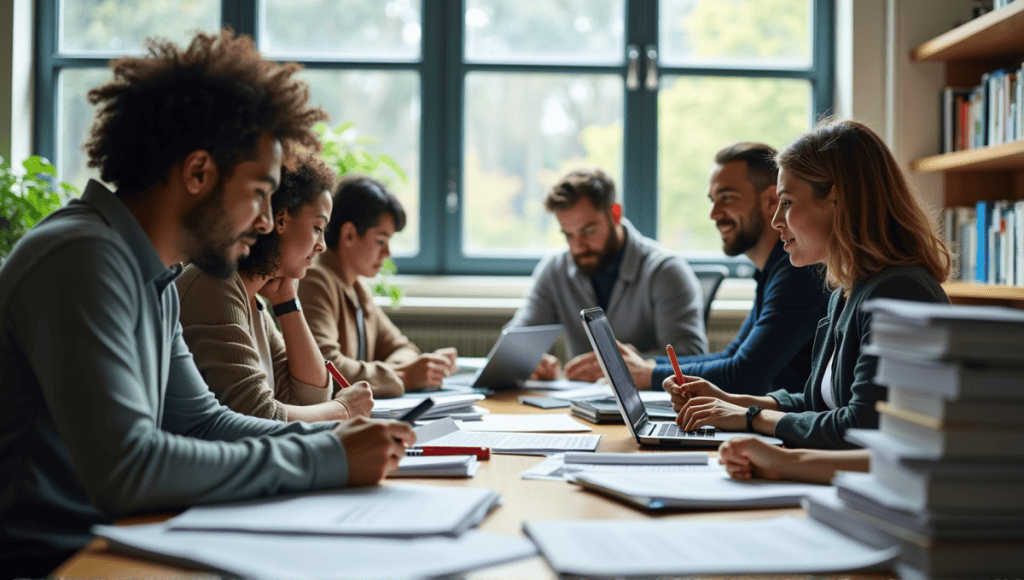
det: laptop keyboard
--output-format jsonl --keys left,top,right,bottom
{"left": 655, "top": 423, "right": 717, "bottom": 438}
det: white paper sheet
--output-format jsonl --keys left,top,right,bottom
{"left": 390, "top": 455, "right": 480, "bottom": 478}
{"left": 523, "top": 453, "right": 718, "bottom": 481}
{"left": 414, "top": 417, "right": 601, "bottom": 454}
{"left": 167, "top": 484, "right": 499, "bottom": 537}
{"left": 456, "top": 413, "right": 592, "bottom": 432}
{"left": 371, "top": 393, "right": 485, "bottom": 419}
{"left": 524, "top": 516, "right": 898, "bottom": 577}
{"left": 94, "top": 523, "right": 537, "bottom": 580}
{"left": 522, "top": 378, "right": 601, "bottom": 391}
{"left": 574, "top": 470, "right": 834, "bottom": 509}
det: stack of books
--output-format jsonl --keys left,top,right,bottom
{"left": 806, "top": 298, "right": 1024, "bottom": 580}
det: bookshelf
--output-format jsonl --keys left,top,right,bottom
{"left": 910, "top": 2, "right": 1024, "bottom": 309}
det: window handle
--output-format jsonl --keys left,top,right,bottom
{"left": 626, "top": 45, "right": 640, "bottom": 91}
{"left": 645, "top": 45, "right": 659, "bottom": 91}
{"left": 446, "top": 168, "right": 459, "bottom": 214}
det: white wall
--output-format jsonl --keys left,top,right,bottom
{"left": 1, "top": 0, "right": 34, "bottom": 164}
{"left": 835, "top": 0, "right": 973, "bottom": 216}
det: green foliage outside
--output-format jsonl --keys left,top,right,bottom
{"left": 1, "top": 156, "right": 79, "bottom": 264}
{"left": 314, "top": 121, "right": 407, "bottom": 308}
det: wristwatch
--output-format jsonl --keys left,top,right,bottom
{"left": 745, "top": 406, "right": 763, "bottom": 433}
{"left": 272, "top": 298, "right": 301, "bottom": 317}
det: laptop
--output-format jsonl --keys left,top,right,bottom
{"left": 443, "top": 324, "right": 563, "bottom": 389}
{"left": 580, "top": 307, "right": 783, "bottom": 448}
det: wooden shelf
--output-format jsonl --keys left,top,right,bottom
{"left": 943, "top": 282, "right": 1024, "bottom": 308}
{"left": 912, "top": 2, "right": 1024, "bottom": 63}
{"left": 910, "top": 141, "right": 1024, "bottom": 173}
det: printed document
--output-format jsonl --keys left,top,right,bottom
{"left": 523, "top": 452, "right": 715, "bottom": 481}
{"left": 415, "top": 417, "right": 600, "bottom": 454}
{"left": 524, "top": 516, "right": 898, "bottom": 577}
{"left": 167, "top": 484, "right": 500, "bottom": 537}
{"left": 94, "top": 523, "right": 536, "bottom": 580}
{"left": 456, "top": 413, "right": 592, "bottom": 432}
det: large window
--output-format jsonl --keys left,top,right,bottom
{"left": 36, "top": 0, "right": 833, "bottom": 275}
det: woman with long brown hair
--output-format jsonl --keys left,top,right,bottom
{"left": 663, "top": 118, "right": 951, "bottom": 449}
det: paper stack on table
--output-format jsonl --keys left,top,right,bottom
{"left": 523, "top": 516, "right": 897, "bottom": 577}
{"left": 92, "top": 483, "right": 531, "bottom": 580}
{"left": 456, "top": 413, "right": 592, "bottom": 433}
{"left": 523, "top": 452, "right": 714, "bottom": 481}
{"left": 390, "top": 455, "right": 481, "bottom": 478}
{"left": 414, "top": 417, "right": 600, "bottom": 455}
{"left": 370, "top": 393, "right": 485, "bottom": 420}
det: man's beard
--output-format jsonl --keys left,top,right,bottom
{"left": 720, "top": 206, "right": 764, "bottom": 257}
{"left": 182, "top": 181, "right": 258, "bottom": 280}
{"left": 573, "top": 222, "right": 622, "bottom": 277}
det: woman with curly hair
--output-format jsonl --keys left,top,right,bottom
{"left": 664, "top": 119, "right": 951, "bottom": 449}
{"left": 177, "top": 151, "right": 374, "bottom": 422}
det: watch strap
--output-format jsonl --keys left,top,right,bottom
{"left": 745, "top": 405, "right": 763, "bottom": 433}
{"left": 272, "top": 298, "right": 301, "bottom": 317}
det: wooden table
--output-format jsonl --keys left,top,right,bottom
{"left": 52, "top": 389, "right": 893, "bottom": 579}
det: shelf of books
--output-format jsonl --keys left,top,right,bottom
{"left": 910, "top": 0, "right": 1024, "bottom": 307}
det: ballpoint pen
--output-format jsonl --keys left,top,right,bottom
{"left": 406, "top": 446, "right": 490, "bottom": 460}
{"left": 325, "top": 359, "right": 351, "bottom": 389}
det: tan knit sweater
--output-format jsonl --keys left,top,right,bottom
{"left": 297, "top": 250, "right": 419, "bottom": 398}
{"left": 176, "top": 266, "right": 329, "bottom": 420}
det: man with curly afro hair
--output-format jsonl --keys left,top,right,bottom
{"left": 0, "top": 30, "right": 414, "bottom": 578}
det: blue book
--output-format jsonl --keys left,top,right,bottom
{"left": 976, "top": 200, "right": 993, "bottom": 283}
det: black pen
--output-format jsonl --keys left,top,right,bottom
{"left": 398, "top": 397, "right": 435, "bottom": 424}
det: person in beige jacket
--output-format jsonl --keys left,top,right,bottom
{"left": 178, "top": 151, "right": 374, "bottom": 421}
{"left": 299, "top": 175, "right": 457, "bottom": 398}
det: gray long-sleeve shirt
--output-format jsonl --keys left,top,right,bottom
{"left": 507, "top": 218, "right": 707, "bottom": 358}
{"left": 0, "top": 181, "right": 349, "bottom": 564}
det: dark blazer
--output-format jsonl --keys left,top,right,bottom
{"left": 769, "top": 266, "right": 949, "bottom": 449}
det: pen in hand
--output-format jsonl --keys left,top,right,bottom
{"left": 666, "top": 345, "right": 685, "bottom": 384}
{"left": 398, "top": 397, "right": 435, "bottom": 424}
{"left": 325, "top": 359, "right": 351, "bottom": 389}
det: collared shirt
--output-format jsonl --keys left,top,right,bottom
{"left": 506, "top": 218, "right": 707, "bottom": 358}
{"left": 0, "top": 180, "right": 348, "bottom": 565}
{"left": 651, "top": 242, "right": 830, "bottom": 395}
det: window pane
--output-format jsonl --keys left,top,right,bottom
{"left": 57, "top": 69, "right": 110, "bottom": 189}
{"left": 657, "top": 76, "right": 810, "bottom": 254}
{"left": 465, "top": 0, "right": 624, "bottom": 64}
{"left": 659, "top": 0, "right": 811, "bottom": 68}
{"left": 463, "top": 73, "right": 623, "bottom": 256}
{"left": 260, "top": 0, "right": 421, "bottom": 60}
{"left": 59, "top": 0, "right": 219, "bottom": 54}
{"left": 302, "top": 70, "right": 420, "bottom": 256}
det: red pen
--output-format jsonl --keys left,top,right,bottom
{"left": 325, "top": 359, "right": 351, "bottom": 389}
{"left": 666, "top": 345, "right": 685, "bottom": 385}
{"left": 407, "top": 446, "right": 490, "bottom": 460}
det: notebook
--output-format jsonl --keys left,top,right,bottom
{"left": 443, "top": 324, "right": 562, "bottom": 389}
{"left": 579, "top": 307, "right": 783, "bottom": 448}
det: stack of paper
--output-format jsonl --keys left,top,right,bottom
{"left": 571, "top": 469, "right": 833, "bottom": 510}
{"left": 414, "top": 417, "right": 600, "bottom": 454}
{"left": 92, "top": 484, "right": 524, "bottom": 579}
{"left": 370, "top": 393, "right": 485, "bottom": 420}
{"left": 523, "top": 516, "right": 897, "bottom": 577}
{"left": 456, "top": 413, "right": 592, "bottom": 433}
{"left": 816, "top": 299, "right": 1024, "bottom": 580}
{"left": 390, "top": 455, "right": 480, "bottom": 478}
{"left": 523, "top": 452, "right": 714, "bottom": 481}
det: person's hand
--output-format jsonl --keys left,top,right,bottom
{"left": 676, "top": 396, "right": 747, "bottom": 431}
{"left": 333, "top": 381, "right": 374, "bottom": 419}
{"left": 395, "top": 353, "right": 453, "bottom": 389}
{"left": 530, "top": 353, "right": 561, "bottom": 380}
{"left": 334, "top": 417, "right": 416, "bottom": 485}
{"left": 618, "top": 342, "right": 656, "bottom": 389}
{"left": 563, "top": 351, "right": 604, "bottom": 382}
{"left": 431, "top": 347, "right": 458, "bottom": 375}
{"left": 663, "top": 374, "right": 732, "bottom": 412}
{"left": 258, "top": 277, "right": 298, "bottom": 306}
{"left": 718, "top": 437, "right": 790, "bottom": 481}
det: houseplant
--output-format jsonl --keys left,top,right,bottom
{"left": 1, "top": 155, "right": 79, "bottom": 264}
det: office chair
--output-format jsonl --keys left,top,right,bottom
{"left": 690, "top": 265, "right": 729, "bottom": 326}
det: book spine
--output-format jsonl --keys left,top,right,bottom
{"left": 976, "top": 200, "right": 992, "bottom": 283}
{"left": 1017, "top": 201, "right": 1024, "bottom": 288}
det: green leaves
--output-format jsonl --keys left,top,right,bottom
{"left": 370, "top": 258, "right": 404, "bottom": 310}
{"left": 1, "top": 155, "right": 79, "bottom": 263}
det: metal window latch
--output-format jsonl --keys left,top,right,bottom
{"left": 645, "top": 45, "right": 659, "bottom": 91}
{"left": 446, "top": 168, "right": 459, "bottom": 214}
{"left": 626, "top": 44, "right": 640, "bottom": 90}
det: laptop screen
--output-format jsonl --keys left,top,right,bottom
{"left": 580, "top": 308, "right": 647, "bottom": 429}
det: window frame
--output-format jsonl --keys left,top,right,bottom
{"left": 34, "top": 0, "right": 834, "bottom": 277}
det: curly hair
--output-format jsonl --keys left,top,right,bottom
{"left": 238, "top": 150, "right": 337, "bottom": 278}
{"left": 85, "top": 28, "right": 328, "bottom": 196}
{"left": 324, "top": 175, "right": 407, "bottom": 249}
{"left": 543, "top": 168, "right": 616, "bottom": 213}
{"left": 777, "top": 118, "right": 951, "bottom": 294}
